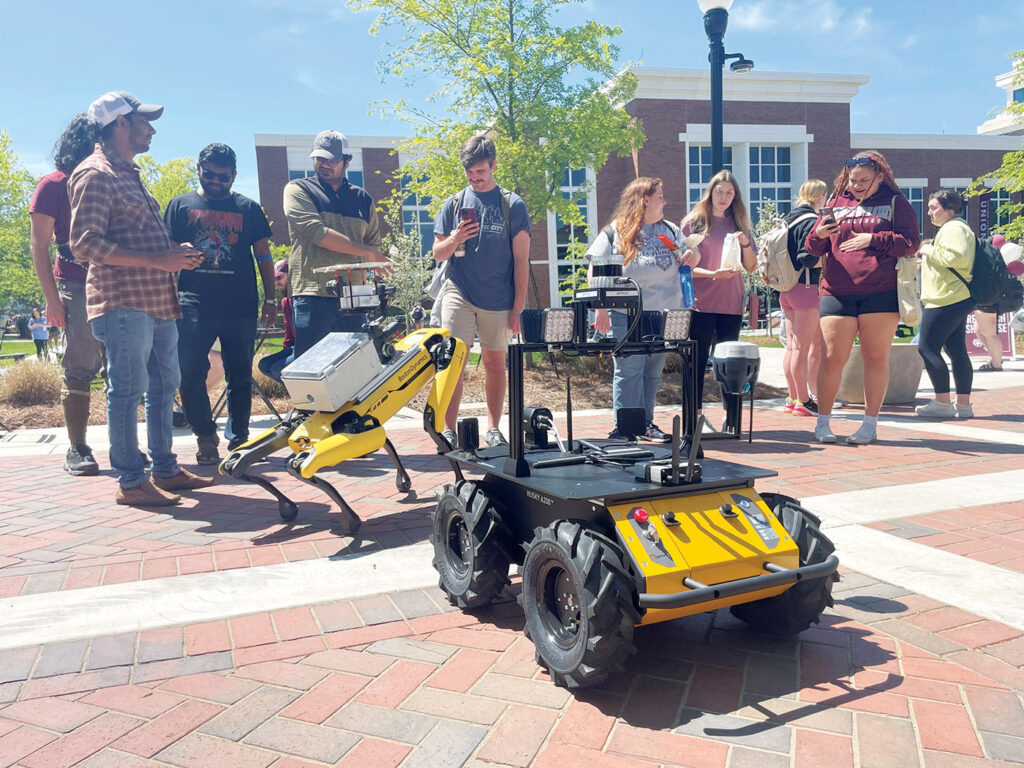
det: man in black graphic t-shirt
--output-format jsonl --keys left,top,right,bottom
{"left": 164, "top": 143, "right": 275, "bottom": 465}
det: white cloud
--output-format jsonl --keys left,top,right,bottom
{"left": 901, "top": 33, "right": 919, "bottom": 50}
{"left": 295, "top": 69, "right": 337, "bottom": 94}
{"left": 731, "top": 1, "right": 775, "bottom": 31}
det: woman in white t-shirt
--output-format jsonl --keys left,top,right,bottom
{"left": 587, "top": 177, "right": 699, "bottom": 442}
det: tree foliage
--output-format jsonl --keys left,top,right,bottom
{"left": 969, "top": 51, "right": 1024, "bottom": 242}
{"left": 377, "top": 189, "right": 434, "bottom": 324}
{"left": 0, "top": 131, "right": 41, "bottom": 312}
{"left": 348, "top": 0, "right": 645, "bottom": 231}
{"left": 138, "top": 155, "right": 197, "bottom": 214}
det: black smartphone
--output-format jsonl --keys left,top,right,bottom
{"left": 820, "top": 206, "right": 836, "bottom": 226}
{"left": 459, "top": 207, "right": 478, "bottom": 224}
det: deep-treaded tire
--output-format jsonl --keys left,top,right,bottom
{"left": 520, "top": 521, "right": 640, "bottom": 689}
{"left": 431, "top": 481, "right": 511, "bottom": 608}
{"left": 730, "top": 493, "right": 838, "bottom": 635}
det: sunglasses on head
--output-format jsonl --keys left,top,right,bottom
{"left": 200, "top": 168, "right": 232, "bottom": 183}
{"left": 844, "top": 157, "right": 877, "bottom": 169}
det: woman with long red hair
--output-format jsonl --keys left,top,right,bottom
{"left": 589, "top": 177, "right": 699, "bottom": 441}
{"left": 805, "top": 150, "right": 920, "bottom": 444}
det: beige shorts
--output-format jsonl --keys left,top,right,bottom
{"left": 440, "top": 284, "right": 511, "bottom": 352}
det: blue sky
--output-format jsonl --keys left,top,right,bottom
{"left": 2, "top": 0, "right": 1022, "bottom": 202}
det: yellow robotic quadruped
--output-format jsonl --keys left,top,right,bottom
{"left": 220, "top": 317, "right": 466, "bottom": 535}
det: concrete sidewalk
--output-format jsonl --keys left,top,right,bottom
{"left": 2, "top": 360, "right": 1024, "bottom": 766}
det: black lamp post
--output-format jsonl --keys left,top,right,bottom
{"left": 698, "top": 0, "right": 754, "bottom": 174}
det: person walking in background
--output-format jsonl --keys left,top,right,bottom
{"left": 432, "top": 134, "right": 531, "bottom": 449}
{"left": 258, "top": 259, "right": 295, "bottom": 383}
{"left": 805, "top": 150, "right": 920, "bottom": 445}
{"left": 974, "top": 310, "right": 1003, "bottom": 371}
{"left": 588, "top": 177, "right": 699, "bottom": 442}
{"left": 780, "top": 180, "right": 827, "bottom": 417}
{"left": 28, "top": 308, "right": 49, "bottom": 360}
{"left": 29, "top": 114, "right": 106, "bottom": 475}
{"left": 915, "top": 190, "right": 976, "bottom": 419}
{"left": 284, "top": 130, "right": 384, "bottom": 356}
{"left": 164, "top": 143, "right": 276, "bottom": 465}
{"left": 69, "top": 91, "right": 213, "bottom": 507}
{"left": 681, "top": 170, "right": 757, "bottom": 420}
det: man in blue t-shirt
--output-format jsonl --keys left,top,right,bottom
{"left": 433, "top": 135, "right": 531, "bottom": 448}
{"left": 164, "top": 143, "right": 276, "bottom": 465}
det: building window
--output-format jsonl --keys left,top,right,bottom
{"left": 401, "top": 176, "right": 434, "bottom": 256}
{"left": 688, "top": 145, "right": 733, "bottom": 209}
{"left": 289, "top": 169, "right": 314, "bottom": 180}
{"left": 900, "top": 187, "right": 924, "bottom": 236}
{"left": 1014, "top": 87, "right": 1024, "bottom": 103}
{"left": 749, "top": 146, "right": 792, "bottom": 225}
{"left": 953, "top": 188, "right": 969, "bottom": 221}
{"left": 990, "top": 188, "right": 1012, "bottom": 229}
{"left": 555, "top": 168, "right": 591, "bottom": 307}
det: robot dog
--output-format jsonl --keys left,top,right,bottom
{"left": 220, "top": 268, "right": 466, "bottom": 535}
{"left": 429, "top": 281, "right": 839, "bottom": 689}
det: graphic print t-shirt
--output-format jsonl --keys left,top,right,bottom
{"left": 585, "top": 221, "right": 684, "bottom": 312}
{"left": 434, "top": 186, "right": 531, "bottom": 310}
{"left": 164, "top": 191, "right": 274, "bottom": 317}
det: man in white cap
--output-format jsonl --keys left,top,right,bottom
{"left": 283, "top": 130, "right": 384, "bottom": 356}
{"left": 68, "top": 91, "right": 215, "bottom": 507}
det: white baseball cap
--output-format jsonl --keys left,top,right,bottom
{"left": 88, "top": 91, "right": 164, "bottom": 128}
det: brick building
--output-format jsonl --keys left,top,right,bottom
{"left": 255, "top": 66, "right": 1023, "bottom": 309}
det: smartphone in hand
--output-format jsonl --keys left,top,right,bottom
{"left": 459, "top": 207, "right": 478, "bottom": 225}
{"left": 820, "top": 207, "right": 836, "bottom": 226}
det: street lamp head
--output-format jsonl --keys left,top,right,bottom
{"left": 697, "top": 0, "right": 734, "bottom": 11}
{"left": 729, "top": 56, "right": 754, "bottom": 74}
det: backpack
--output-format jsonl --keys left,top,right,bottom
{"left": 950, "top": 236, "right": 1024, "bottom": 314}
{"left": 756, "top": 212, "right": 817, "bottom": 292}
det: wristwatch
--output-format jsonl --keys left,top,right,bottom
{"left": 264, "top": 299, "right": 276, "bottom": 306}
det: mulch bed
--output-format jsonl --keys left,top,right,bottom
{"left": 0, "top": 351, "right": 786, "bottom": 431}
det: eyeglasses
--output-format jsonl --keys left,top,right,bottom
{"left": 844, "top": 158, "right": 877, "bottom": 169}
{"left": 200, "top": 168, "right": 232, "bottom": 183}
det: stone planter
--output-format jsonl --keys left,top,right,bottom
{"left": 837, "top": 343, "right": 924, "bottom": 405}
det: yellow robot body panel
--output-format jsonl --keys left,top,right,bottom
{"left": 610, "top": 489, "right": 800, "bottom": 625}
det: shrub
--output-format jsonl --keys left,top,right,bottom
{"left": 0, "top": 358, "right": 62, "bottom": 406}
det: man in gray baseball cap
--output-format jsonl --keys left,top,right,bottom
{"left": 283, "top": 130, "right": 384, "bottom": 356}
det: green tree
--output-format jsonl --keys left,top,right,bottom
{"left": 377, "top": 189, "right": 434, "bottom": 325}
{"left": 0, "top": 131, "right": 41, "bottom": 312}
{"left": 138, "top": 155, "right": 197, "bottom": 213}
{"left": 969, "top": 51, "right": 1024, "bottom": 242}
{"left": 348, "top": 0, "right": 645, "bottom": 258}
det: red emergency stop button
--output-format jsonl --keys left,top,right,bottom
{"left": 633, "top": 508, "right": 649, "bottom": 525}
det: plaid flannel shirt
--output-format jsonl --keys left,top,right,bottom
{"left": 68, "top": 146, "right": 180, "bottom": 321}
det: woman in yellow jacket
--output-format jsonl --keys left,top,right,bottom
{"left": 915, "top": 190, "right": 975, "bottom": 419}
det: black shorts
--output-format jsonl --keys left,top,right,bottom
{"left": 819, "top": 289, "right": 899, "bottom": 318}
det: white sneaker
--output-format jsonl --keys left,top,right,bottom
{"left": 847, "top": 425, "right": 877, "bottom": 445}
{"left": 955, "top": 403, "right": 974, "bottom": 419}
{"left": 915, "top": 400, "right": 956, "bottom": 419}
{"left": 814, "top": 424, "right": 836, "bottom": 444}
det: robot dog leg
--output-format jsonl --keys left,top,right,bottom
{"left": 220, "top": 414, "right": 308, "bottom": 523}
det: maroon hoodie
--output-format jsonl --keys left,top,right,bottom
{"left": 805, "top": 187, "right": 920, "bottom": 296}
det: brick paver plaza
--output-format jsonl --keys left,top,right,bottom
{"left": 1, "top": 376, "right": 1023, "bottom": 767}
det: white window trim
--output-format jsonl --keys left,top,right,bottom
{"left": 940, "top": 178, "right": 972, "bottom": 188}
{"left": 545, "top": 168, "right": 597, "bottom": 307}
{"left": 679, "top": 124, "right": 813, "bottom": 144}
{"left": 896, "top": 178, "right": 928, "bottom": 188}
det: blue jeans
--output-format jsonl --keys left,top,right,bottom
{"left": 258, "top": 346, "right": 294, "bottom": 383}
{"left": 292, "top": 296, "right": 367, "bottom": 357}
{"left": 90, "top": 309, "right": 180, "bottom": 489}
{"left": 177, "top": 308, "right": 257, "bottom": 445}
{"left": 610, "top": 310, "right": 667, "bottom": 423}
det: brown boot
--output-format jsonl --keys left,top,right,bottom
{"left": 116, "top": 480, "right": 181, "bottom": 507}
{"left": 153, "top": 468, "right": 216, "bottom": 491}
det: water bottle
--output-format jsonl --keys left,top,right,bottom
{"left": 678, "top": 264, "right": 695, "bottom": 309}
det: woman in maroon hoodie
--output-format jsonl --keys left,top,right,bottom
{"left": 805, "top": 151, "right": 920, "bottom": 445}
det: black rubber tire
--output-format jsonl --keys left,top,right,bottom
{"left": 730, "top": 493, "right": 838, "bottom": 636}
{"left": 430, "top": 481, "right": 511, "bottom": 608}
{"left": 520, "top": 521, "right": 640, "bottom": 689}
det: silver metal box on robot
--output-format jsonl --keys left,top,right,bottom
{"left": 281, "top": 332, "right": 382, "bottom": 411}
